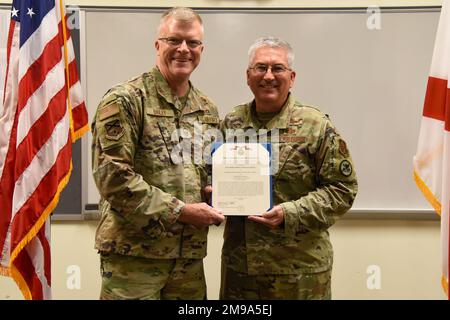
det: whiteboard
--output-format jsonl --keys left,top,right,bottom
{"left": 83, "top": 8, "right": 440, "bottom": 213}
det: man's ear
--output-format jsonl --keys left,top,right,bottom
{"left": 289, "top": 70, "right": 296, "bottom": 88}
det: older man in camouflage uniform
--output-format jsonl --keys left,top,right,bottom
{"left": 91, "top": 7, "right": 224, "bottom": 300}
{"left": 219, "top": 37, "right": 358, "bottom": 300}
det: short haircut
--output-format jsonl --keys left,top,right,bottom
{"left": 248, "top": 36, "right": 295, "bottom": 68}
{"left": 157, "top": 7, "right": 204, "bottom": 35}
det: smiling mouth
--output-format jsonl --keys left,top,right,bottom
{"left": 174, "top": 58, "right": 190, "bottom": 62}
{"left": 260, "top": 84, "right": 278, "bottom": 89}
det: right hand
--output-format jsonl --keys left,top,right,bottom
{"left": 177, "top": 203, "right": 224, "bottom": 228}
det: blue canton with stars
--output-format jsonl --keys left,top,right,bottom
{"left": 11, "top": 0, "right": 55, "bottom": 47}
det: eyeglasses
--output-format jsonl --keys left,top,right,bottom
{"left": 249, "top": 64, "right": 292, "bottom": 75}
{"left": 158, "top": 37, "right": 203, "bottom": 49}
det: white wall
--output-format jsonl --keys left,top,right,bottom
{"left": 0, "top": 218, "right": 444, "bottom": 300}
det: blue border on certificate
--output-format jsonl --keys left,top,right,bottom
{"left": 211, "top": 142, "right": 273, "bottom": 213}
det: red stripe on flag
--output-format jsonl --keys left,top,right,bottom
{"left": 72, "top": 102, "right": 89, "bottom": 133}
{"left": 423, "top": 76, "right": 450, "bottom": 131}
{"left": 67, "top": 59, "right": 80, "bottom": 87}
{"left": 16, "top": 21, "right": 67, "bottom": 113}
{"left": 14, "top": 87, "right": 67, "bottom": 179}
{"left": 10, "top": 136, "right": 72, "bottom": 250}
{"left": 13, "top": 249, "right": 44, "bottom": 300}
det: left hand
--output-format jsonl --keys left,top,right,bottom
{"left": 247, "top": 205, "right": 285, "bottom": 229}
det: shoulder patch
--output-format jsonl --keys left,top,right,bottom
{"left": 99, "top": 103, "right": 120, "bottom": 121}
{"left": 339, "top": 160, "right": 353, "bottom": 177}
{"left": 104, "top": 119, "right": 124, "bottom": 141}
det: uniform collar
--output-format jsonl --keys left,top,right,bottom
{"left": 245, "top": 94, "right": 294, "bottom": 130}
{"left": 152, "top": 67, "right": 204, "bottom": 114}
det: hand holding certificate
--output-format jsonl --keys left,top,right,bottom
{"left": 212, "top": 143, "right": 272, "bottom": 216}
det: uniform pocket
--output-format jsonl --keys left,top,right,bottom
{"left": 275, "top": 144, "right": 316, "bottom": 188}
{"left": 142, "top": 117, "right": 176, "bottom": 161}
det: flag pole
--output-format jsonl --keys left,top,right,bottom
{"left": 58, "top": 0, "right": 89, "bottom": 142}
{"left": 59, "top": 0, "right": 75, "bottom": 140}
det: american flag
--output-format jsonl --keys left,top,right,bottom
{"left": 0, "top": 0, "right": 88, "bottom": 300}
{"left": 413, "top": 0, "right": 450, "bottom": 299}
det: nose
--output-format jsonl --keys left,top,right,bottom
{"left": 263, "top": 67, "right": 275, "bottom": 80}
{"left": 177, "top": 40, "right": 190, "bottom": 52}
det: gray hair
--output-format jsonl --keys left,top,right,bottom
{"left": 248, "top": 36, "right": 294, "bottom": 68}
{"left": 157, "top": 7, "right": 204, "bottom": 35}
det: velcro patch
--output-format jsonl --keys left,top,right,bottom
{"left": 105, "top": 120, "right": 124, "bottom": 140}
{"left": 147, "top": 108, "right": 175, "bottom": 117}
{"left": 201, "top": 115, "right": 220, "bottom": 124}
{"left": 339, "top": 160, "right": 353, "bottom": 177}
{"left": 339, "top": 139, "right": 349, "bottom": 156}
{"left": 280, "top": 135, "right": 306, "bottom": 143}
{"left": 99, "top": 103, "right": 120, "bottom": 121}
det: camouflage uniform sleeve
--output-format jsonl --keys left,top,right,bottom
{"left": 280, "top": 119, "right": 358, "bottom": 235}
{"left": 91, "top": 89, "right": 185, "bottom": 228}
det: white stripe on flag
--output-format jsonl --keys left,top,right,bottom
{"left": 12, "top": 109, "right": 70, "bottom": 216}
{"left": 18, "top": 7, "right": 59, "bottom": 80}
{"left": 16, "top": 59, "right": 65, "bottom": 147}
{"left": 66, "top": 33, "right": 75, "bottom": 62}
{"left": 0, "top": 22, "right": 19, "bottom": 181}
{"left": 442, "top": 131, "right": 450, "bottom": 287}
{"left": 414, "top": 117, "right": 445, "bottom": 197}
{"left": 69, "top": 80, "right": 83, "bottom": 108}
{"left": 430, "top": 2, "right": 450, "bottom": 79}
{"left": 25, "top": 226, "right": 51, "bottom": 299}
{"left": 2, "top": 110, "right": 70, "bottom": 267}
{"left": 414, "top": 0, "right": 450, "bottom": 297}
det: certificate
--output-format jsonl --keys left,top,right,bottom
{"left": 212, "top": 143, "right": 272, "bottom": 216}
